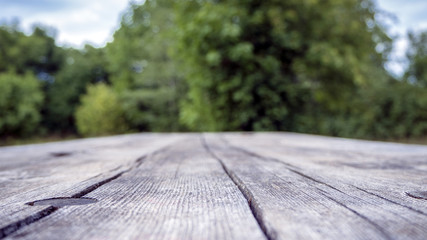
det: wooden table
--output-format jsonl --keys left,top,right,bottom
{"left": 0, "top": 133, "right": 426, "bottom": 240}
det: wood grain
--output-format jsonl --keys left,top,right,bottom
{"left": 221, "top": 133, "right": 427, "bottom": 214}
{"left": 205, "top": 133, "right": 427, "bottom": 240}
{"left": 0, "top": 133, "right": 185, "bottom": 237}
{"left": 1, "top": 133, "right": 426, "bottom": 240}
{"left": 4, "top": 137, "right": 265, "bottom": 240}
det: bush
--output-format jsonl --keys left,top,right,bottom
{"left": 75, "top": 83, "right": 128, "bottom": 137}
{"left": 361, "top": 81, "right": 427, "bottom": 139}
{"left": 0, "top": 72, "right": 43, "bottom": 136}
{"left": 121, "top": 88, "right": 181, "bottom": 132}
{"left": 295, "top": 80, "right": 427, "bottom": 140}
{"left": 174, "top": 0, "right": 388, "bottom": 131}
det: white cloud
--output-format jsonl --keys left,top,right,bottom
{"left": 0, "top": 0, "right": 132, "bottom": 48}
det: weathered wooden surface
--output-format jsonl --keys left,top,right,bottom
{"left": 0, "top": 133, "right": 426, "bottom": 240}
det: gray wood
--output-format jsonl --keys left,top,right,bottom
{"left": 0, "top": 134, "right": 185, "bottom": 235}
{"left": 204, "top": 133, "right": 427, "bottom": 240}
{"left": 4, "top": 138, "right": 265, "bottom": 240}
{"left": 221, "top": 133, "right": 427, "bottom": 214}
{"left": 1, "top": 132, "right": 426, "bottom": 240}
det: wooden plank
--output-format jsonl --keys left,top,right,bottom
{"left": 0, "top": 133, "right": 186, "bottom": 237}
{"left": 222, "top": 133, "right": 427, "bottom": 214}
{"left": 204, "top": 133, "right": 427, "bottom": 240}
{"left": 4, "top": 137, "right": 266, "bottom": 240}
{"left": 2, "top": 132, "right": 426, "bottom": 240}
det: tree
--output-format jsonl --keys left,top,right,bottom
{"left": 405, "top": 31, "right": 427, "bottom": 86}
{"left": 0, "top": 24, "right": 63, "bottom": 78}
{"left": 75, "top": 83, "right": 128, "bottom": 137}
{"left": 0, "top": 23, "right": 69, "bottom": 134}
{"left": 175, "top": 0, "right": 391, "bottom": 131}
{"left": 106, "top": 0, "right": 185, "bottom": 131}
{"left": 44, "top": 45, "right": 109, "bottom": 132}
{"left": 0, "top": 72, "right": 43, "bottom": 136}
{"left": 0, "top": 23, "right": 23, "bottom": 73}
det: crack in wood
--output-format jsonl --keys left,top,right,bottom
{"left": 220, "top": 135, "right": 427, "bottom": 238}
{"left": 0, "top": 206, "right": 58, "bottom": 239}
{"left": 354, "top": 186, "right": 427, "bottom": 216}
{"left": 0, "top": 144, "right": 174, "bottom": 239}
{"left": 215, "top": 135, "right": 412, "bottom": 239}
{"left": 71, "top": 172, "right": 126, "bottom": 199}
{"left": 201, "top": 135, "right": 275, "bottom": 240}
{"left": 220, "top": 136, "right": 296, "bottom": 169}
{"left": 221, "top": 136, "right": 348, "bottom": 195}
{"left": 286, "top": 168, "right": 345, "bottom": 194}
{"left": 134, "top": 155, "right": 147, "bottom": 168}
{"left": 50, "top": 152, "right": 73, "bottom": 158}
{"left": 225, "top": 136, "right": 427, "bottom": 219}
{"left": 26, "top": 197, "right": 97, "bottom": 207}
{"left": 318, "top": 192, "right": 392, "bottom": 240}
{"left": 406, "top": 191, "right": 427, "bottom": 201}
{"left": 0, "top": 171, "right": 124, "bottom": 239}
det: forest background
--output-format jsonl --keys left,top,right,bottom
{"left": 1, "top": 0, "right": 427, "bottom": 145}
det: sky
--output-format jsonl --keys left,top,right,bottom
{"left": 375, "top": 0, "right": 427, "bottom": 75}
{"left": 0, "top": 0, "right": 426, "bottom": 76}
{"left": 0, "top": 0, "right": 132, "bottom": 48}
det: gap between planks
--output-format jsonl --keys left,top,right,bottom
{"left": 1, "top": 135, "right": 271, "bottom": 240}
{"left": 4, "top": 135, "right": 266, "bottom": 240}
{"left": 0, "top": 145, "right": 170, "bottom": 239}
{"left": 200, "top": 135, "right": 275, "bottom": 240}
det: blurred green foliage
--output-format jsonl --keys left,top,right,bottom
{"left": 174, "top": 0, "right": 391, "bottom": 131}
{"left": 0, "top": 24, "right": 63, "bottom": 75}
{"left": 0, "top": 72, "right": 43, "bottom": 136}
{"left": 2, "top": 0, "right": 427, "bottom": 141}
{"left": 75, "top": 83, "right": 128, "bottom": 137}
{"left": 45, "top": 46, "right": 109, "bottom": 132}
{"left": 405, "top": 31, "right": 427, "bottom": 86}
{"left": 106, "top": 0, "right": 185, "bottom": 131}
